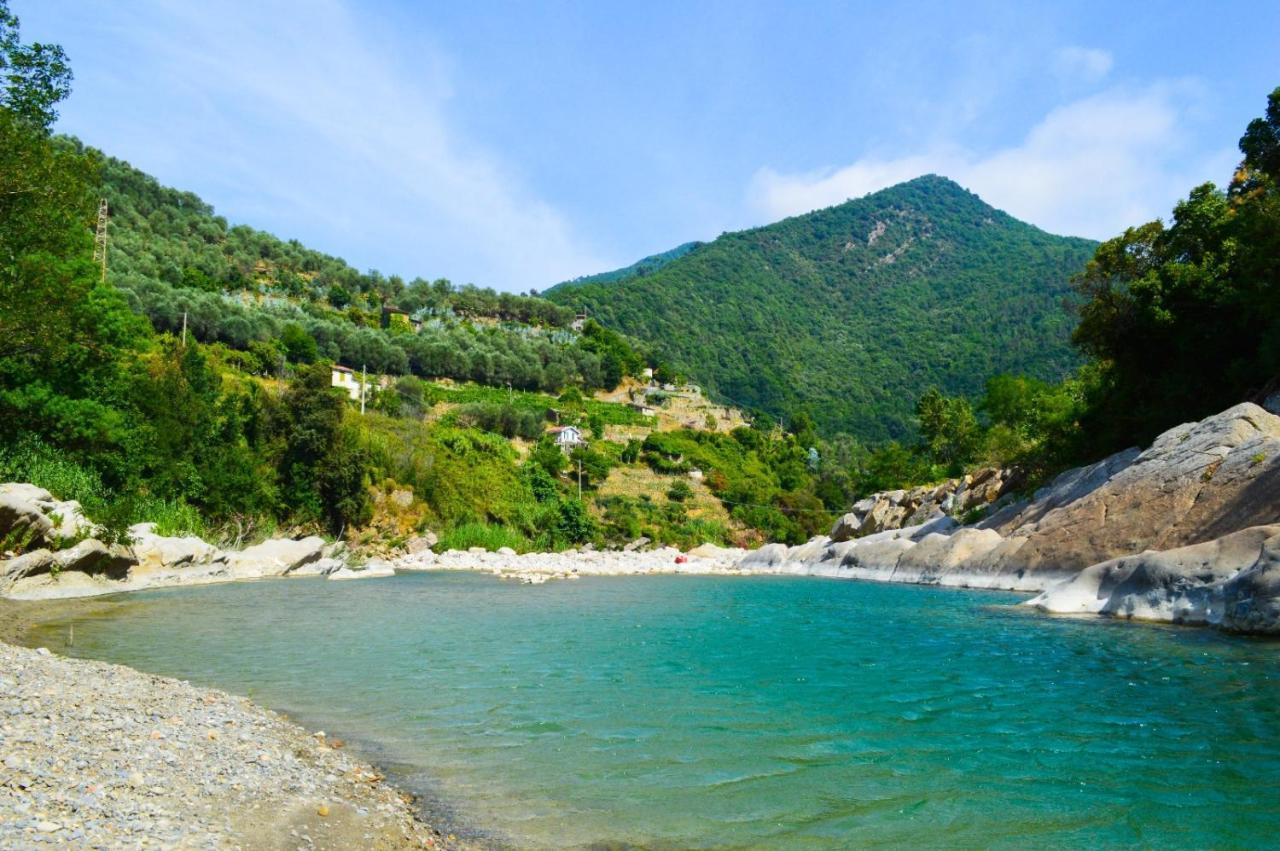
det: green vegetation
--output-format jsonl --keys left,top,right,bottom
{"left": 548, "top": 176, "right": 1096, "bottom": 441}
{"left": 1070, "top": 87, "right": 1280, "bottom": 457}
{"left": 90, "top": 147, "right": 651, "bottom": 394}
{"left": 841, "top": 86, "right": 1280, "bottom": 499}
{"left": 6, "top": 0, "right": 1274, "bottom": 556}
{"left": 553, "top": 241, "right": 702, "bottom": 290}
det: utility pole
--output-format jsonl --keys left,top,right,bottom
{"left": 92, "top": 199, "right": 109, "bottom": 284}
{"left": 360, "top": 364, "right": 367, "bottom": 415}
{"left": 577, "top": 458, "right": 583, "bottom": 501}
{"left": 181, "top": 311, "right": 188, "bottom": 346}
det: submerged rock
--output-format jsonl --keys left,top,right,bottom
{"left": 327, "top": 559, "right": 395, "bottom": 581}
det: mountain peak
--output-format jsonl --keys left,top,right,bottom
{"left": 546, "top": 179, "right": 1097, "bottom": 440}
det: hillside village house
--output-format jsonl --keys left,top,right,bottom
{"left": 330, "top": 365, "right": 390, "bottom": 402}
{"left": 330, "top": 365, "right": 365, "bottom": 401}
{"left": 548, "top": 425, "right": 586, "bottom": 454}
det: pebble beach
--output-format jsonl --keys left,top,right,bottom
{"left": 0, "top": 635, "right": 466, "bottom": 850}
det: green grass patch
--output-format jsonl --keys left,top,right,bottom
{"left": 437, "top": 521, "right": 530, "bottom": 553}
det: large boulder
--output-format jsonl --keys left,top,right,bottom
{"left": 1027, "top": 525, "right": 1280, "bottom": 626}
{"left": 829, "top": 512, "right": 864, "bottom": 543}
{"left": 985, "top": 404, "right": 1280, "bottom": 577}
{"left": 859, "top": 498, "right": 910, "bottom": 536}
{"left": 128, "top": 524, "right": 221, "bottom": 571}
{"left": 225, "top": 536, "right": 325, "bottom": 579}
{"left": 0, "top": 483, "right": 99, "bottom": 550}
{"left": 289, "top": 557, "right": 345, "bottom": 577}
{"left": 894, "top": 528, "right": 1005, "bottom": 581}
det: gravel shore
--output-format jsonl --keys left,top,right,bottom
{"left": 0, "top": 638, "right": 468, "bottom": 849}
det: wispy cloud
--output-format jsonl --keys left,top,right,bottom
{"left": 1052, "top": 46, "right": 1114, "bottom": 83}
{"left": 747, "top": 84, "right": 1236, "bottom": 239}
{"left": 92, "top": 0, "right": 606, "bottom": 290}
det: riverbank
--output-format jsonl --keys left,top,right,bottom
{"left": 0, "top": 636, "right": 468, "bottom": 849}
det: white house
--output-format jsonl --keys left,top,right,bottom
{"left": 331, "top": 365, "right": 364, "bottom": 401}
{"left": 331, "top": 365, "right": 391, "bottom": 402}
{"left": 549, "top": 425, "right": 586, "bottom": 453}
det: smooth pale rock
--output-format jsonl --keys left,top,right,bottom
{"left": 740, "top": 543, "right": 790, "bottom": 570}
{"left": 1028, "top": 526, "right": 1280, "bottom": 626}
{"left": 0, "top": 493, "right": 53, "bottom": 544}
{"left": 52, "top": 539, "right": 135, "bottom": 579}
{"left": 894, "top": 528, "right": 1005, "bottom": 581}
{"left": 288, "top": 558, "right": 344, "bottom": 577}
{"left": 128, "top": 526, "right": 220, "bottom": 571}
{"left": 1220, "top": 534, "right": 1280, "bottom": 633}
{"left": 224, "top": 537, "right": 325, "bottom": 579}
{"left": 392, "top": 550, "right": 437, "bottom": 571}
{"left": 840, "top": 538, "right": 915, "bottom": 575}
{"left": 496, "top": 547, "right": 517, "bottom": 557}
{"left": 0, "top": 549, "right": 54, "bottom": 583}
{"left": 0, "top": 483, "right": 95, "bottom": 545}
{"left": 983, "top": 404, "right": 1280, "bottom": 578}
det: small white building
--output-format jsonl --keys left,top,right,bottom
{"left": 331, "top": 365, "right": 362, "bottom": 401}
{"left": 549, "top": 425, "right": 586, "bottom": 453}
{"left": 331, "top": 365, "right": 387, "bottom": 402}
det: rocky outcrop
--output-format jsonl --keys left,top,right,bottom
{"left": 0, "top": 484, "right": 95, "bottom": 548}
{"left": 748, "top": 403, "right": 1280, "bottom": 632}
{"left": 1027, "top": 526, "right": 1280, "bottom": 631}
{"left": 830, "top": 468, "right": 1019, "bottom": 541}
{"left": 984, "top": 403, "right": 1280, "bottom": 574}
{"left": 224, "top": 537, "right": 326, "bottom": 579}
{"left": 0, "top": 487, "right": 370, "bottom": 599}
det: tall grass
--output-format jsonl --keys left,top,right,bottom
{"left": 0, "top": 439, "right": 207, "bottom": 542}
{"left": 0, "top": 438, "right": 106, "bottom": 507}
{"left": 437, "top": 522, "right": 530, "bottom": 553}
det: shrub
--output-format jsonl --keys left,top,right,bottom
{"left": 666, "top": 479, "right": 693, "bottom": 502}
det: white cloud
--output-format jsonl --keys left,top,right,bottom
{"left": 747, "top": 85, "right": 1236, "bottom": 240}
{"left": 1053, "top": 46, "right": 1114, "bottom": 83}
{"left": 75, "top": 0, "right": 606, "bottom": 290}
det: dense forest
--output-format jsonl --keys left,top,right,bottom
{"left": 547, "top": 176, "right": 1097, "bottom": 440}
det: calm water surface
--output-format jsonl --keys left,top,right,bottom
{"left": 29, "top": 572, "right": 1280, "bottom": 848}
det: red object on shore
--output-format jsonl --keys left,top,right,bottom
{"left": 675, "top": 555, "right": 689, "bottom": 564}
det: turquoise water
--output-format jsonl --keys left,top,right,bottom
{"left": 29, "top": 572, "right": 1280, "bottom": 849}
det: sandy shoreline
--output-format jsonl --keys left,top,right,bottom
{"left": 0, "top": 599, "right": 478, "bottom": 850}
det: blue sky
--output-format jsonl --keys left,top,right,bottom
{"left": 19, "top": 1, "right": 1279, "bottom": 292}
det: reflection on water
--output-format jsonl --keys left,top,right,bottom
{"left": 29, "top": 572, "right": 1280, "bottom": 849}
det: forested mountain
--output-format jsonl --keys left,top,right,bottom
{"left": 552, "top": 241, "right": 701, "bottom": 290}
{"left": 547, "top": 176, "right": 1097, "bottom": 440}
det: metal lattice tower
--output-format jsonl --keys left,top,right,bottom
{"left": 92, "top": 199, "right": 109, "bottom": 283}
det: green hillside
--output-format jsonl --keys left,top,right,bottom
{"left": 547, "top": 176, "right": 1097, "bottom": 441}
{"left": 552, "top": 241, "right": 701, "bottom": 291}
{"left": 87, "top": 144, "right": 647, "bottom": 393}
